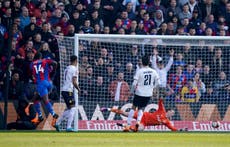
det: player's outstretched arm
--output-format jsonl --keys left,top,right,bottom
{"left": 167, "top": 122, "right": 188, "bottom": 132}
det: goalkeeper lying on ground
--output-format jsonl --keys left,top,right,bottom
{"left": 101, "top": 99, "right": 187, "bottom": 132}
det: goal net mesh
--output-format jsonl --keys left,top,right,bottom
{"left": 56, "top": 35, "right": 230, "bottom": 131}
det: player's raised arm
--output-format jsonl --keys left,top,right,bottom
{"left": 151, "top": 48, "right": 159, "bottom": 70}
{"left": 164, "top": 49, "right": 174, "bottom": 71}
{"left": 158, "top": 98, "right": 165, "bottom": 111}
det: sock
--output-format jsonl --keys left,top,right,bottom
{"left": 137, "top": 109, "right": 143, "bottom": 124}
{"left": 56, "top": 109, "right": 70, "bottom": 125}
{"left": 127, "top": 109, "right": 134, "bottom": 126}
{"left": 45, "top": 100, "right": 55, "bottom": 116}
{"left": 34, "top": 101, "right": 42, "bottom": 116}
{"left": 67, "top": 107, "right": 76, "bottom": 129}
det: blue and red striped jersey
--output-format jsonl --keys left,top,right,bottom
{"left": 31, "top": 59, "right": 53, "bottom": 83}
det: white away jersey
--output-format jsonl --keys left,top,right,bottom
{"left": 133, "top": 67, "right": 160, "bottom": 97}
{"left": 61, "top": 65, "right": 78, "bottom": 92}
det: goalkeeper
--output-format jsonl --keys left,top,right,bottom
{"left": 101, "top": 99, "right": 186, "bottom": 132}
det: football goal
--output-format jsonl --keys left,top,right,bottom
{"left": 56, "top": 34, "right": 230, "bottom": 132}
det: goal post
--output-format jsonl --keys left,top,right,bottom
{"left": 73, "top": 34, "right": 79, "bottom": 132}
{"left": 56, "top": 34, "right": 230, "bottom": 132}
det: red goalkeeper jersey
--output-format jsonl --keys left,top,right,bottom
{"left": 133, "top": 99, "right": 177, "bottom": 131}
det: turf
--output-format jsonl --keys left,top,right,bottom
{"left": 0, "top": 131, "right": 229, "bottom": 147}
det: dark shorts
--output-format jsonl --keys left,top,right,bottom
{"left": 133, "top": 95, "right": 151, "bottom": 108}
{"left": 61, "top": 91, "right": 75, "bottom": 109}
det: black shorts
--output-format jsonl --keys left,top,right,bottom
{"left": 133, "top": 95, "right": 151, "bottom": 108}
{"left": 61, "top": 91, "right": 75, "bottom": 109}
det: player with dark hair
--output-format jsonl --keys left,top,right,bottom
{"left": 125, "top": 55, "right": 160, "bottom": 131}
{"left": 54, "top": 55, "right": 80, "bottom": 132}
{"left": 31, "top": 52, "right": 59, "bottom": 127}
{"left": 101, "top": 99, "right": 186, "bottom": 132}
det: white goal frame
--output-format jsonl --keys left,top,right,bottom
{"left": 57, "top": 34, "right": 230, "bottom": 132}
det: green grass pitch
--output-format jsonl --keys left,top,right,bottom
{"left": 0, "top": 131, "right": 229, "bottom": 147}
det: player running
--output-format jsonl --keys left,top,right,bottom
{"left": 101, "top": 99, "right": 187, "bottom": 132}
{"left": 31, "top": 52, "right": 59, "bottom": 127}
{"left": 126, "top": 55, "right": 160, "bottom": 131}
{"left": 54, "top": 55, "right": 80, "bottom": 132}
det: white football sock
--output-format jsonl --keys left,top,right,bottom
{"left": 67, "top": 107, "right": 76, "bottom": 129}
{"left": 56, "top": 109, "right": 70, "bottom": 125}
{"left": 127, "top": 109, "right": 134, "bottom": 126}
{"left": 137, "top": 109, "right": 143, "bottom": 124}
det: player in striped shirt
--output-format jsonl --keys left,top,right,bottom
{"left": 54, "top": 55, "right": 80, "bottom": 132}
{"left": 31, "top": 52, "right": 58, "bottom": 126}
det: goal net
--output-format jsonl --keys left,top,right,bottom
{"left": 56, "top": 34, "right": 230, "bottom": 132}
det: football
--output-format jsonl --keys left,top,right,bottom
{"left": 211, "top": 121, "right": 220, "bottom": 128}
